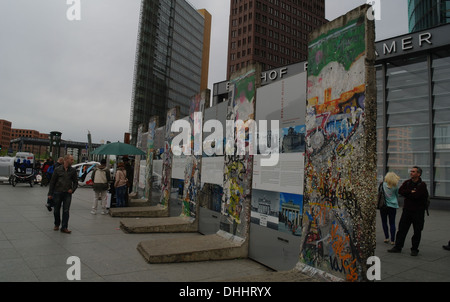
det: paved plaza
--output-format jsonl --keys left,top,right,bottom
{"left": 0, "top": 182, "right": 449, "bottom": 283}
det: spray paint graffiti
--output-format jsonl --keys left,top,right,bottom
{"left": 181, "top": 91, "right": 210, "bottom": 218}
{"left": 299, "top": 8, "right": 376, "bottom": 282}
{"left": 220, "top": 68, "right": 258, "bottom": 239}
{"left": 221, "top": 155, "right": 252, "bottom": 236}
{"left": 132, "top": 124, "right": 144, "bottom": 195}
{"left": 145, "top": 116, "right": 158, "bottom": 201}
{"left": 159, "top": 107, "right": 179, "bottom": 208}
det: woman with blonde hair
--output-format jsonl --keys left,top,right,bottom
{"left": 380, "top": 171, "right": 401, "bottom": 244}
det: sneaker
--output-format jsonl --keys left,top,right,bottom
{"left": 383, "top": 239, "right": 389, "bottom": 243}
{"left": 443, "top": 241, "right": 450, "bottom": 251}
{"left": 387, "top": 247, "right": 401, "bottom": 253}
{"left": 90, "top": 210, "right": 96, "bottom": 215}
{"left": 101, "top": 210, "right": 108, "bottom": 215}
{"left": 410, "top": 249, "right": 419, "bottom": 256}
{"left": 390, "top": 241, "right": 395, "bottom": 245}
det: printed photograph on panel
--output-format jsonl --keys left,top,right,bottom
{"left": 250, "top": 189, "right": 280, "bottom": 230}
{"left": 278, "top": 192, "right": 303, "bottom": 236}
{"left": 281, "top": 125, "right": 306, "bottom": 153}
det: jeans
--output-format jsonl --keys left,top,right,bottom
{"left": 53, "top": 192, "right": 72, "bottom": 229}
{"left": 115, "top": 185, "right": 127, "bottom": 207}
{"left": 395, "top": 208, "right": 425, "bottom": 251}
{"left": 380, "top": 207, "right": 397, "bottom": 242}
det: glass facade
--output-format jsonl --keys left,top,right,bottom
{"left": 376, "top": 48, "right": 450, "bottom": 198}
{"left": 169, "top": 0, "right": 204, "bottom": 117}
{"left": 433, "top": 49, "right": 450, "bottom": 197}
{"left": 408, "top": 0, "right": 450, "bottom": 32}
{"left": 129, "top": 0, "right": 205, "bottom": 143}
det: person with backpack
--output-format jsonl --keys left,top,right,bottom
{"left": 388, "top": 166, "right": 429, "bottom": 256}
{"left": 90, "top": 159, "right": 111, "bottom": 215}
{"left": 379, "top": 172, "right": 401, "bottom": 245}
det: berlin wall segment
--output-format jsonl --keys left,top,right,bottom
{"left": 180, "top": 90, "right": 210, "bottom": 220}
{"left": 219, "top": 65, "right": 261, "bottom": 244}
{"left": 159, "top": 107, "right": 180, "bottom": 210}
{"left": 298, "top": 5, "right": 377, "bottom": 282}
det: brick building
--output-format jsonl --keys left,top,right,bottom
{"left": 226, "top": 0, "right": 327, "bottom": 79}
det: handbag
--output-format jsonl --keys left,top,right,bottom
{"left": 106, "top": 193, "right": 112, "bottom": 208}
{"left": 377, "top": 183, "right": 387, "bottom": 210}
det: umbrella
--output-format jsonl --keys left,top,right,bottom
{"left": 91, "top": 142, "right": 146, "bottom": 156}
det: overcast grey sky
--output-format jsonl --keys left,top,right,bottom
{"left": 0, "top": 0, "right": 408, "bottom": 144}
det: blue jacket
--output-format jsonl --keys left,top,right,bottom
{"left": 382, "top": 182, "right": 399, "bottom": 209}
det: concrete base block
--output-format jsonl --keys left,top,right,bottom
{"left": 128, "top": 198, "right": 150, "bottom": 207}
{"left": 109, "top": 205, "right": 169, "bottom": 218}
{"left": 137, "top": 231, "right": 248, "bottom": 263}
{"left": 128, "top": 192, "right": 138, "bottom": 200}
{"left": 120, "top": 216, "right": 198, "bottom": 233}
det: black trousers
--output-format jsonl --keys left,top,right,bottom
{"left": 395, "top": 208, "right": 425, "bottom": 251}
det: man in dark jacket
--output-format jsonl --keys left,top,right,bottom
{"left": 48, "top": 155, "right": 78, "bottom": 234}
{"left": 388, "top": 166, "right": 429, "bottom": 256}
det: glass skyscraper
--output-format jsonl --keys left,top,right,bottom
{"left": 129, "top": 0, "right": 211, "bottom": 144}
{"left": 408, "top": 0, "right": 450, "bottom": 32}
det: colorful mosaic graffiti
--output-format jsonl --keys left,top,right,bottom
{"left": 299, "top": 9, "right": 377, "bottom": 282}
{"left": 145, "top": 116, "right": 158, "bottom": 201}
{"left": 132, "top": 124, "right": 144, "bottom": 195}
{"left": 159, "top": 107, "right": 179, "bottom": 208}
{"left": 181, "top": 90, "right": 210, "bottom": 218}
{"left": 220, "top": 68, "right": 258, "bottom": 239}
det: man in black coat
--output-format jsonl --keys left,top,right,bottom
{"left": 388, "top": 166, "right": 429, "bottom": 256}
{"left": 48, "top": 155, "right": 78, "bottom": 234}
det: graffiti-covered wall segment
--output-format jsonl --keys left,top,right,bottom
{"left": 299, "top": 5, "right": 377, "bottom": 282}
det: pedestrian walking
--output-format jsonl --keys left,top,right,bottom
{"left": 388, "top": 166, "right": 429, "bottom": 256}
{"left": 48, "top": 154, "right": 78, "bottom": 234}
{"left": 90, "top": 159, "right": 111, "bottom": 215}
{"left": 379, "top": 172, "right": 400, "bottom": 245}
{"left": 114, "top": 162, "right": 128, "bottom": 207}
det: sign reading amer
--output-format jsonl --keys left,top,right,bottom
{"left": 375, "top": 23, "right": 450, "bottom": 61}
{"left": 376, "top": 32, "right": 432, "bottom": 57}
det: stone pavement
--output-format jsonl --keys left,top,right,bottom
{"left": 0, "top": 182, "right": 449, "bottom": 282}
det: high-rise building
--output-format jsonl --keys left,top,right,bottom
{"left": 129, "top": 0, "right": 211, "bottom": 144}
{"left": 408, "top": 0, "right": 450, "bottom": 32}
{"left": 226, "top": 0, "right": 327, "bottom": 79}
{"left": 0, "top": 119, "right": 12, "bottom": 152}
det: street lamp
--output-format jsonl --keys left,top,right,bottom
{"left": 49, "top": 131, "right": 62, "bottom": 159}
